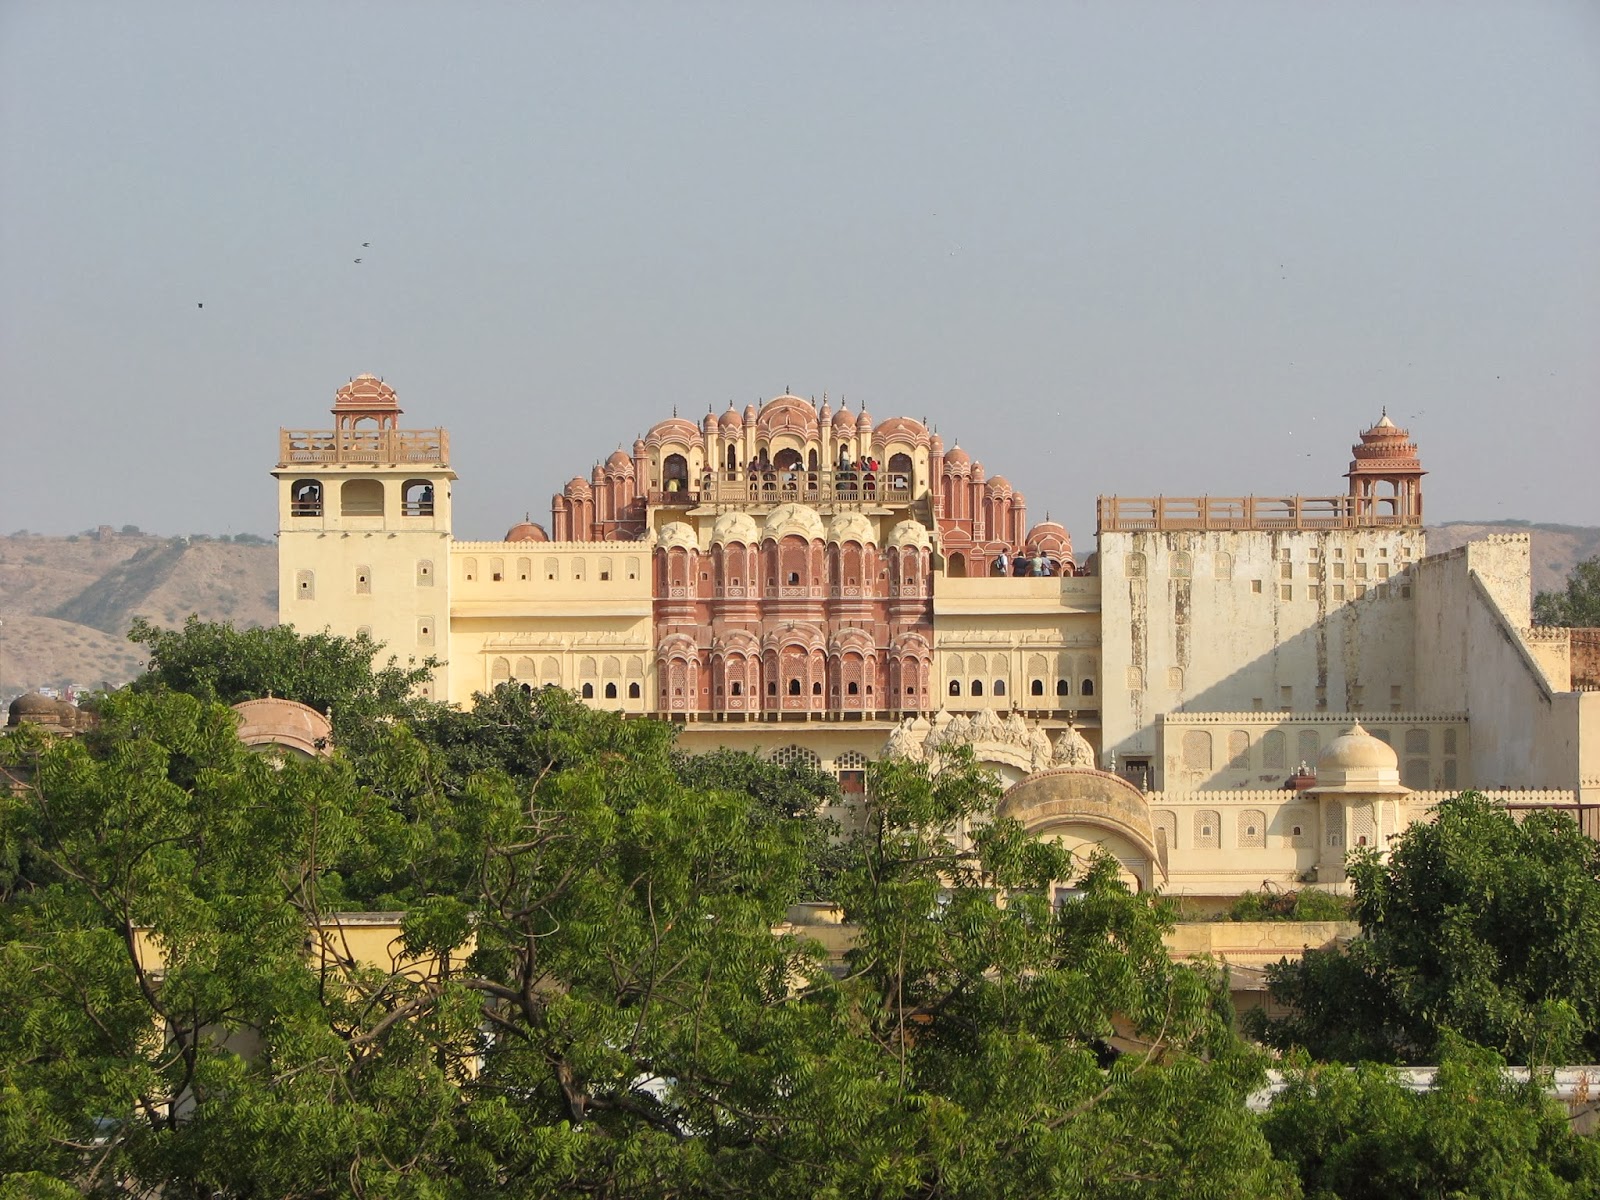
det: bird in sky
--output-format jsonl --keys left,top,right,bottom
{"left": 361, "top": 242, "right": 370, "bottom": 247}
{"left": 197, "top": 302, "right": 203, "bottom": 309}
{"left": 354, "top": 258, "right": 363, "bottom": 264}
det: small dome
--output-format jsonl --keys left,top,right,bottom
{"left": 1319, "top": 723, "right": 1398, "bottom": 771}
{"left": 656, "top": 521, "right": 698, "bottom": 551}
{"left": 944, "top": 444, "right": 970, "bottom": 467}
{"left": 886, "top": 519, "right": 932, "bottom": 550}
{"left": 930, "top": 433, "right": 944, "bottom": 454}
{"left": 832, "top": 406, "right": 856, "bottom": 431}
{"left": 710, "top": 511, "right": 761, "bottom": 545}
{"left": 333, "top": 374, "right": 400, "bottom": 411}
{"left": 232, "top": 697, "right": 333, "bottom": 759}
{"left": 505, "top": 520, "right": 549, "bottom": 542}
{"left": 743, "top": 403, "right": 758, "bottom": 423}
{"left": 763, "top": 503, "right": 826, "bottom": 542}
{"left": 605, "top": 449, "right": 634, "bottom": 473}
{"left": 8, "top": 692, "right": 60, "bottom": 726}
{"left": 826, "top": 512, "right": 875, "bottom": 545}
{"left": 646, "top": 416, "right": 701, "bottom": 446}
{"left": 873, "top": 416, "right": 930, "bottom": 446}
{"left": 564, "top": 476, "right": 591, "bottom": 498}
{"left": 719, "top": 405, "right": 743, "bottom": 433}
{"left": 856, "top": 408, "right": 873, "bottom": 430}
{"left": 985, "top": 475, "right": 1012, "bottom": 497}
{"left": 757, "top": 396, "right": 820, "bottom": 436}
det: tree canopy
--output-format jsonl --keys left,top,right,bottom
{"left": 6, "top": 621, "right": 1600, "bottom": 1196}
{"left": 1534, "top": 556, "right": 1600, "bottom": 627}
{"left": 1250, "top": 793, "right": 1600, "bottom": 1065}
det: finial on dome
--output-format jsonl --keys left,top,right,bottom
{"left": 672, "top": 405, "right": 678, "bottom": 417}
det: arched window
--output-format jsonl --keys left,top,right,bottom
{"left": 663, "top": 453, "right": 689, "bottom": 492}
{"left": 768, "top": 681, "right": 778, "bottom": 696}
{"left": 604, "top": 682, "right": 617, "bottom": 699}
{"left": 971, "top": 680, "right": 984, "bottom": 696}
{"left": 581, "top": 682, "right": 595, "bottom": 699}
{"left": 948, "top": 552, "right": 967, "bottom": 577}
{"left": 1031, "top": 679, "right": 1044, "bottom": 696}
{"left": 340, "top": 478, "right": 384, "bottom": 516}
{"left": 290, "top": 480, "right": 323, "bottom": 517}
{"left": 402, "top": 479, "right": 435, "bottom": 517}
{"left": 788, "top": 679, "right": 801, "bottom": 696}
{"left": 628, "top": 682, "right": 641, "bottom": 699}
{"left": 731, "top": 681, "right": 742, "bottom": 696}
{"left": 812, "top": 681, "right": 822, "bottom": 695}
{"left": 726, "top": 445, "right": 738, "bottom": 470}
{"left": 949, "top": 680, "right": 962, "bottom": 696}
{"left": 993, "top": 680, "right": 1006, "bottom": 697}
{"left": 888, "top": 452, "right": 913, "bottom": 489}
{"left": 1056, "top": 679, "right": 1069, "bottom": 696}
{"left": 1081, "top": 679, "right": 1095, "bottom": 696}
{"left": 847, "top": 681, "right": 859, "bottom": 695}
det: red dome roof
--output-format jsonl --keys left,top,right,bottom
{"left": 506, "top": 520, "right": 549, "bottom": 542}
{"left": 333, "top": 374, "right": 400, "bottom": 411}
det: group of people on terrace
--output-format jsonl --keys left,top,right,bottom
{"left": 992, "top": 550, "right": 1067, "bottom": 577}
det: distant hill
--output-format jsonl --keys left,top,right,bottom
{"left": 1425, "top": 522, "right": 1600, "bottom": 598}
{"left": 0, "top": 533, "right": 276, "bottom": 696}
{"left": 2, "top": 522, "right": 1594, "bottom": 700}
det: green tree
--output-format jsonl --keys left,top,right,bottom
{"left": 1250, "top": 793, "right": 1600, "bottom": 1064}
{"left": 1534, "top": 555, "right": 1600, "bottom": 627}
{"left": 0, "top": 691, "right": 478, "bottom": 1196}
{"left": 1262, "top": 1041, "right": 1600, "bottom": 1199}
{"left": 128, "top": 616, "right": 438, "bottom": 760}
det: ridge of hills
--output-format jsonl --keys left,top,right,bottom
{"left": 1, "top": 521, "right": 1595, "bottom": 697}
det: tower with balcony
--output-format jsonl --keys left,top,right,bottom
{"left": 273, "top": 375, "right": 455, "bottom": 699}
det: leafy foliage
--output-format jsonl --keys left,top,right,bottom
{"left": 1534, "top": 556, "right": 1600, "bottom": 627}
{"left": 1221, "top": 888, "right": 1354, "bottom": 923}
{"left": 1263, "top": 1041, "right": 1600, "bottom": 1199}
{"left": 128, "top": 616, "right": 437, "bottom": 746}
{"left": 1250, "top": 792, "right": 1600, "bottom": 1064}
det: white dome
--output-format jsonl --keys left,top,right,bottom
{"left": 655, "top": 522, "right": 698, "bottom": 551}
{"left": 826, "top": 512, "right": 876, "bottom": 545}
{"left": 886, "top": 519, "right": 932, "bottom": 550}
{"left": 763, "top": 503, "right": 825, "bottom": 542}
{"left": 711, "top": 511, "right": 761, "bottom": 545}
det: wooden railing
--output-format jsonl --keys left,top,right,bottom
{"left": 1097, "top": 494, "right": 1421, "bottom": 533}
{"left": 279, "top": 428, "right": 450, "bottom": 466}
{"left": 653, "top": 469, "right": 914, "bottom": 508}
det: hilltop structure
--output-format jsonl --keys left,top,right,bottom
{"left": 274, "top": 377, "right": 1598, "bottom": 903}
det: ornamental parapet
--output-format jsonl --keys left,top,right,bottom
{"left": 1097, "top": 494, "right": 1422, "bottom": 533}
{"left": 279, "top": 428, "right": 449, "bottom": 466}
{"left": 1158, "top": 711, "right": 1468, "bottom": 726}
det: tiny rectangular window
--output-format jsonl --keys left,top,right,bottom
{"left": 1356, "top": 584, "right": 1368, "bottom": 599}
{"left": 1333, "top": 584, "right": 1346, "bottom": 602}
{"left": 356, "top": 565, "right": 371, "bottom": 595}
{"left": 1280, "top": 562, "right": 1293, "bottom": 581}
{"left": 1378, "top": 563, "right": 1391, "bottom": 579}
{"left": 417, "top": 617, "right": 435, "bottom": 648}
{"left": 1252, "top": 697, "right": 1264, "bottom": 711}
{"left": 1279, "top": 685, "right": 1293, "bottom": 709}
{"left": 1309, "top": 585, "right": 1323, "bottom": 602}
{"left": 1333, "top": 563, "right": 1346, "bottom": 579}
{"left": 600, "top": 571, "right": 610, "bottom": 581}
{"left": 1356, "top": 563, "right": 1369, "bottom": 580}
{"left": 416, "top": 559, "right": 433, "bottom": 587}
{"left": 1280, "top": 584, "right": 1293, "bottom": 601}
{"left": 1251, "top": 579, "right": 1263, "bottom": 594}
{"left": 296, "top": 569, "right": 315, "bottom": 600}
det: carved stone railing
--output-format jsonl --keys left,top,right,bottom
{"left": 652, "top": 469, "right": 913, "bottom": 509}
{"left": 279, "top": 428, "right": 449, "bottom": 466}
{"left": 1097, "top": 494, "right": 1422, "bottom": 533}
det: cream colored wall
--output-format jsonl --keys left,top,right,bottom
{"left": 275, "top": 466, "right": 454, "bottom": 701}
{"left": 447, "top": 541, "right": 653, "bottom": 710}
{"left": 1157, "top": 711, "right": 1470, "bottom": 792}
{"left": 1097, "top": 528, "right": 1426, "bottom": 785}
{"left": 932, "top": 575, "right": 1102, "bottom": 715}
{"left": 1410, "top": 535, "right": 1589, "bottom": 792}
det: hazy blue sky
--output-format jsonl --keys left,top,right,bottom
{"left": 3, "top": 1, "right": 1597, "bottom": 542}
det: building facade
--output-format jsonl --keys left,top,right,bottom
{"left": 275, "top": 378, "right": 1599, "bottom": 902}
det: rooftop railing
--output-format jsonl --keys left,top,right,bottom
{"left": 1097, "top": 494, "right": 1421, "bottom": 533}
{"left": 653, "top": 468, "right": 914, "bottom": 509}
{"left": 278, "top": 428, "right": 450, "bottom": 467}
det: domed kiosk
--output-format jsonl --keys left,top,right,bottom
{"left": 1306, "top": 722, "right": 1410, "bottom": 884}
{"left": 998, "top": 764, "right": 1164, "bottom": 892}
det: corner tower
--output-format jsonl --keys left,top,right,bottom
{"left": 273, "top": 376, "right": 455, "bottom": 699}
{"left": 1347, "top": 411, "right": 1425, "bottom": 525}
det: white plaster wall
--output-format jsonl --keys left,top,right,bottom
{"left": 1099, "top": 528, "right": 1425, "bottom": 786}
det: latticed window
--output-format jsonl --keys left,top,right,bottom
{"left": 770, "top": 745, "right": 822, "bottom": 770}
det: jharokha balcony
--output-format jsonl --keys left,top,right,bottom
{"left": 652, "top": 468, "right": 914, "bottom": 510}
{"left": 278, "top": 428, "right": 450, "bottom": 468}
